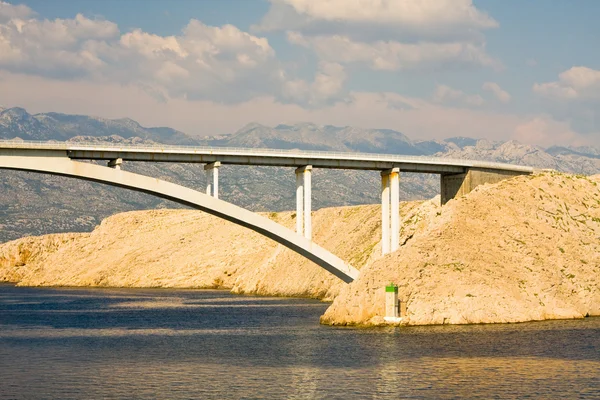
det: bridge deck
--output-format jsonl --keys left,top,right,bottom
{"left": 0, "top": 140, "right": 535, "bottom": 174}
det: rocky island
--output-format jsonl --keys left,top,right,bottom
{"left": 1, "top": 172, "right": 598, "bottom": 326}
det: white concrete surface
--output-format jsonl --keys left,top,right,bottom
{"left": 296, "top": 171, "right": 303, "bottom": 235}
{"left": 381, "top": 168, "right": 400, "bottom": 255}
{"left": 381, "top": 172, "right": 390, "bottom": 255}
{"left": 390, "top": 169, "right": 400, "bottom": 252}
{"left": 304, "top": 167, "right": 312, "bottom": 240}
{"left": 0, "top": 140, "right": 535, "bottom": 174}
{"left": 204, "top": 161, "right": 220, "bottom": 199}
{"left": 295, "top": 165, "right": 312, "bottom": 240}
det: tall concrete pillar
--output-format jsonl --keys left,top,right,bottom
{"left": 390, "top": 169, "right": 400, "bottom": 252}
{"left": 204, "top": 161, "right": 221, "bottom": 199}
{"left": 381, "top": 172, "right": 390, "bottom": 255}
{"left": 108, "top": 158, "right": 122, "bottom": 170}
{"left": 303, "top": 167, "right": 312, "bottom": 240}
{"left": 381, "top": 167, "right": 400, "bottom": 255}
{"left": 295, "top": 165, "right": 312, "bottom": 240}
{"left": 295, "top": 170, "right": 304, "bottom": 235}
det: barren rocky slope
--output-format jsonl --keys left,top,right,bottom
{"left": 322, "top": 172, "right": 600, "bottom": 326}
{"left": 0, "top": 202, "right": 422, "bottom": 300}
{"left": 1, "top": 172, "right": 599, "bottom": 326}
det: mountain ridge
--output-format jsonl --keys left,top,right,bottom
{"left": 0, "top": 107, "right": 200, "bottom": 145}
{"left": 2, "top": 106, "right": 600, "bottom": 243}
{"left": 3, "top": 106, "right": 600, "bottom": 158}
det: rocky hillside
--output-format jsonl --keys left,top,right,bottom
{"left": 1, "top": 172, "right": 598, "bottom": 326}
{"left": 0, "top": 202, "right": 421, "bottom": 300}
{"left": 3, "top": 107, "right": 600, "bottom": 243}
{"left": 322, "top": 172, "right": 600, "bottom": 326}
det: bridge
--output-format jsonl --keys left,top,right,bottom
{"left": 0, "top": 140, "right": 534, "bottom": 283}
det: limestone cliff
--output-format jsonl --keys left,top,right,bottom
{"left": 321, "top": 172, "right": 600, "bottom": 325}
{"left": 1, "top": 172, "right": 599, "bottom": 326}
{"left": 1, "top": 203, "right": 420, "bottom": 300}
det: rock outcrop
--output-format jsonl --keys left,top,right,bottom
{"left": 322, "top": 172, "right": 600, "bottom": 325}
{"left": 0, "top": 203, "right": 412, "bottom": 300}
{"left": 1, "top": 172, "right": 599, "bottom": 326}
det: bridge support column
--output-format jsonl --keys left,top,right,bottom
{"left": 295, "top": 165, "right": 312, "bottom": 240}
{"left": 381, "top": 168, "right": 400, "bottom": 255}
{"left": 204, "top": 161, "right": 221, "bottom": 199}
{"left": 107, "top": 158, "right": 122, "bottom": 170}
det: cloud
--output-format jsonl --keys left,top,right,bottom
{"left": 0, "top": 0, "right": 504, "bottom": 113}
{"left": 2, "top": 69, "right": 591, "bottom": 147}
{"left": 0, "top": 10, "right": 119, "bottom": 77}
{"left": 0, "top": 5, "right": 284, "bottom": 103}
{"left": 258, "top": 0, "right": 497, "bottom": 40}
{"left": 287, "top": 32, "right": 498, "bottom": 71}
{"left": 259, "top": 0, "right": 500, "bottom": 71}
{"left": 533, "top": 67, "right": 600, "bottom": 134}
{"left": 0, "top": 1, "right": 33, "bottom": 21}
{"left": 110, "top": 21, "right": 282, "bottom": 102}
{"left": 512, "top": 116, "right": 582, "bottom": 146}
{"left": 534, "top": 66, "right": 600, "bottom": 101}
{"left": 482, "top": 82, "right": 511, "bottom": 103}
{"left": 432, "top": 84, "right": 484, "bottom": 107}
{"left": 282, "top": 62, "right": 347, "bottom": 105}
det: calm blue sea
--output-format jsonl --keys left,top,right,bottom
{"left": 0, "top": 284, "right": 598, "bottom": 399}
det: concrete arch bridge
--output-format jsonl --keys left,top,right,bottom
{"left": 0, "top": 141, "right": 534, "bottom": 283}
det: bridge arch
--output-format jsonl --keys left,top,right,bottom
{"left": 0, "top": 150, "right": 359, "bottom": 282}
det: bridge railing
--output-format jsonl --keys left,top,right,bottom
{"left": 0, "top": 139, "right": 535, "bottom": 172}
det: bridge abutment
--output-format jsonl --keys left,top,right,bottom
{"left": 381, "top": 168, "right": 400, "bottom": 255}
{"left": 441, "top": 167, "right": 528, "bottom": 205}
{"left": 205, "top": 161, "right": 221, "bottom": 199}
{"left": 295, "top": 165, "right": 312, "bottom": 240}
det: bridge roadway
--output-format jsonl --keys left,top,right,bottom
{"left": 0, "top": 140, "right": 534, "bottom": 174}
{"left": 0, "top": 140, "right": 535, "bottom": 283}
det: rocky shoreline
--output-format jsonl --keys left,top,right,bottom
{"left": 1, "top": 172, "right": 598, "bottom": 326}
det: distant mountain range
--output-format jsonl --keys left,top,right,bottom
{"left": 2, "top": 106, "right": 600, "bottom": 242}
{"left": 0, "top": 106, "right": 198, "bottom": 145}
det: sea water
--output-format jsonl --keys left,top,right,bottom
{"left": 0, "top": 284, "right": 598, "bottom": 399}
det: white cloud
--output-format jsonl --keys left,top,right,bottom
{"left": 288, "top": 32, "right": 498, "bottom": 71}
{"left": 482, "top": 81, "right": 511, "bottom": 103}
{"left": 259, "top": 0, "right": 499, "bottom": 71}
{"left": 109, "top": 21, "right": 281, "bottom": 102}
{"left": 0, "top": 1, "right": 33, "bottom": 22}
{"left": 282, "top": 62, "right": 347, "bottom": 105}
{"left": 259, "top": 0, "right": 497, "bottom": 39}
{"left": 533, "top": 67, "right": 600, "bottom": 134}
{"left": 512, "top": 116, "right": 582, "bottom": 146}
{"left": 0, "top": 7, "right": 284, "bottom": 103}
{"left": 2, "top": 70, "right": 591, "bottom": 147}
{"left": 0, "top": 11, "right": 119, "bottom": 76}
{"left": 534, "top": 66, "right": 600, "bottom": 101}
{"left": 433, "top": 84, "right": 484, "bottom": 107}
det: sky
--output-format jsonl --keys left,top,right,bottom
{"left": 0, "top": 0, "right": 599, "bottom": 147}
